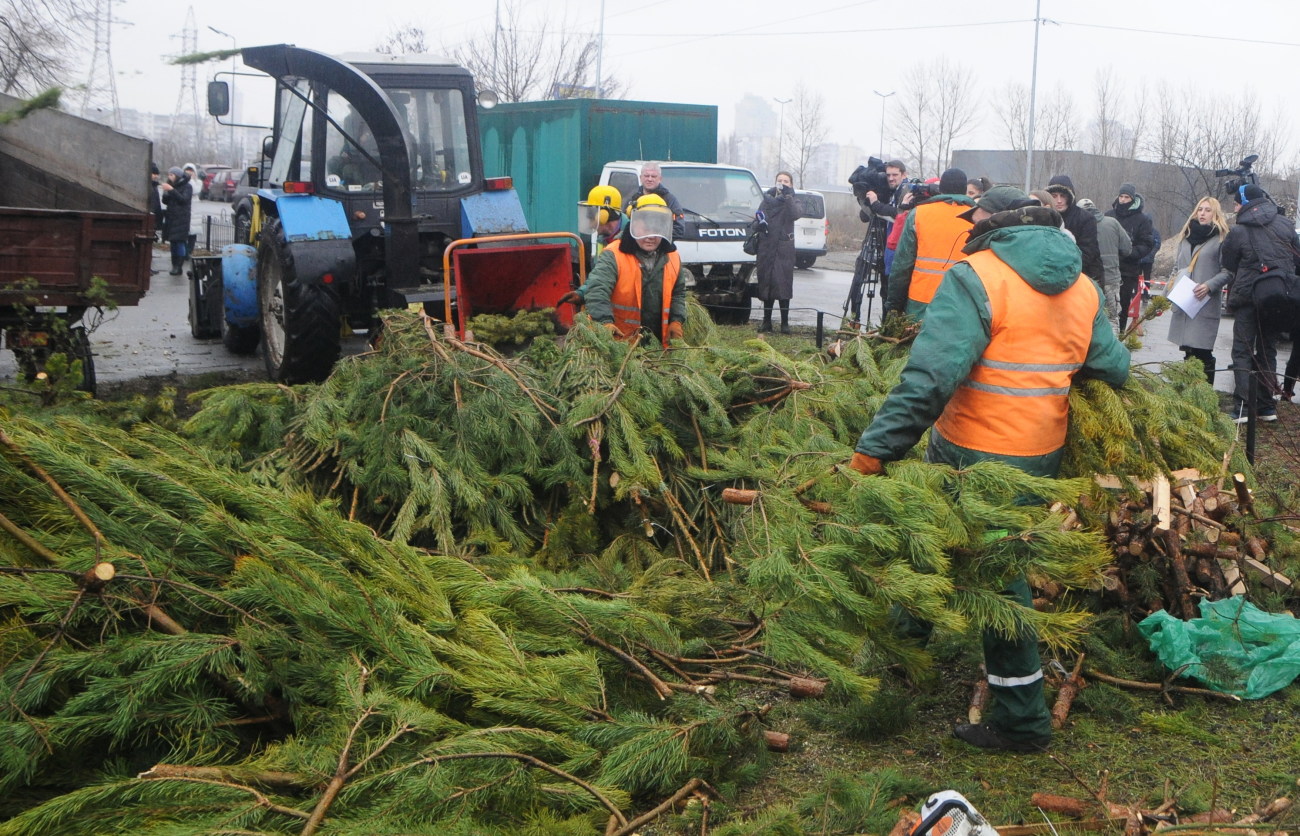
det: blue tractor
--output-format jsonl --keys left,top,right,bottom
{"left": 190, "top": 44, "right": 579, "bottom": 382}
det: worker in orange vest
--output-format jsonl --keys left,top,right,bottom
{"left": 581, "top": 194, "right": 685, "bottom": 348}
{"left": 850, "top": 187, "right": 1130, "bottom": 753}
{"left": 885, "top": 167, "right": 976, "bottom": 319}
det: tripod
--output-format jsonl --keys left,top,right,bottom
{"left": 843, "top": 216, "right": 887, "bottom": 328}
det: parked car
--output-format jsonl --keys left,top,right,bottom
{"left": 792, "top": 190, "right": 828, "bottom": 269}
{"left": 211, "top": 168, "right": 238, "bottom": 202}
{"left": 200, "top": 167, "right": 232, "bottom": 200}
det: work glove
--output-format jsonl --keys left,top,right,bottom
{"left": 559, "top": 290, "right": 584, "bottom": 307}
{"left": 666, "top": 321, "right": 684, "bottom": 341}
{"left": 847, "top": 452, "right": 884, "bottom": 476}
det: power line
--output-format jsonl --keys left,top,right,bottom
{"left": 616, "top": 17, "right": 1025, "bottom": 54}
{"left": 1054, "top": 19, "right": 1300, "bottom": 48}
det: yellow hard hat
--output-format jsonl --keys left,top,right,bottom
{"left": 587, "top": 184, "right": 621, "bottom": 208}
{"left": 632, "top": 193, "right": 668, "bottom": 211}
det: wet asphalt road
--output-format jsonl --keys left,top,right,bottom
{"left": 0, "top": 210, "right": 1286, "bottom": 397}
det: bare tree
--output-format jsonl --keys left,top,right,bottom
{"left": 783, "top": 81, "right": 828, "bottom": 187}
{"left": 0, "top": 0, "right": 94, "bottom": 95}
{"left": 1089, "top": 67, "right": 1119, "bottom": 157}
{"left": 377, "top": 24, "right": 430, "bottom": 55}
{"left": 440, "top": 0, "right": 623, "bottom": 102}
{"left": 889, "top": 58, "right": 979, "bottom": 177}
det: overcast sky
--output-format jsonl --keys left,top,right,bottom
{"left": 85, "top": 0, "right": 1300, "bottom": 167}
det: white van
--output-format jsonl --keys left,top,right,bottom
{"left": 793, "top": 190, "right": 827, "bottom": 269}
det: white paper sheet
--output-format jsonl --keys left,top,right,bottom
{"left": 1166, "top": 273, "right": 1210, "bottom": 319}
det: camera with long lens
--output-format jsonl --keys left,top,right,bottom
{"left": 1215, "top": 153, "right": 1259, "bottom": 196}
{"left": 904, "top": 178, "right": 938, "bottom": 199}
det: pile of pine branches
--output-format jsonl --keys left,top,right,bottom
{"left": 0, "top": 312, "right": 1254, "bottom": 834}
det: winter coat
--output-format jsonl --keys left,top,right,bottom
{"left": 1162, "top": 232, "right": 1230, "bottom": 351}
{"left": 624, "top": 184, "right": 686, "bottom": 240}
{"left": 1046, "top": 175, "right": 1104, "bottom": 282}
{"left": 855, "top": 219, "right": 1130, "bottom": 477}
{"left": 1221, "top": 198, "right": 1300, "bottom": 313}
{"left": 1105, "top": 195, "right": 1156, "bottom": 282}
{"left": 583, "top": 228, "right": 687, "bottom": 345}
{"left": 886, "top": 193, "right": 975, "bottom": 317}
{"left": 1085, "top": 205, "right": 1132, "bottom": 289}
{"left": 161, "top": 175, "right": 193, "bottom": 243}
{"left": 755, "top": 185, "right": 801, "bottom": 302}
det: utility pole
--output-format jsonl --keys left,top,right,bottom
{"left": 492, "top": 0, "right": 501, "bottom": 89}
{"left": 1024, "top": 0, "right": 1042, "bottom": 192}
{"left": 873, "top": 90, "right": 894, "bottom": 158}
{"left": 595, "top": 0, "right": 606, "bottom": 97}
{"left": 773, "top": 97, "right": 791, "bottom": 173}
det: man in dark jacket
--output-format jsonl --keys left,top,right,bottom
{"left": 1221, "top": 184, "right": 1300, "bottom": 422}
{"left": 862, "top": 159, "right": 909, "bottom": 221}
{"left": 1044, "top": 175, "right": 1103, "bottom": 287}
{"left": 623, "top": 162, "right": 686, "bottom": 240}
{"left": 1105, "top": 183, "right": 1157, "bottom": 332}
{"left": 160, "top": 166, "right": 193, "bottom": 275}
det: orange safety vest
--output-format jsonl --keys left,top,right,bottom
{"left": 908, "top": 201, "right": 973, "bottom": 305}
{"left": 932, "top": 250, "right": 1099, "bottom": 457}
{"left": 610, "top": 249, "right": 681, "bottom": 348}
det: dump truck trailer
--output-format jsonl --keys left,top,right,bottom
{"left": 0, "top": 92, "right": 154, "bottom": 393}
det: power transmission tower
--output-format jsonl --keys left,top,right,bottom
{"left": 169, "top": 6, "right": 203, "bottom": 152}
{"left": 80, "top": 0, "right": 122, "bottom": 128}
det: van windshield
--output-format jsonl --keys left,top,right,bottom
{"left": 662, "top": 167, "right": 763, "bottom": 221}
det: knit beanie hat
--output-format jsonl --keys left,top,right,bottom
{"left": 938, "top": 167, "right": 967, "bottom": 196}
{"left": 1118, "top": 183, "right": 1137, "bottom": 198}
{"left": 1239, "top": 184, "right": 1267, "bottom": 204}
{"left": 167, "top": 166, "right": 184, "bottom": 178}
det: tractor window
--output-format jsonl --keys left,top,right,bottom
{"left": 268, "top": 78, "right": 311, "bottom": 186}
{"left": 323, "top": 95, "right": 382, "bottom": 192}
{"left": 389, "top": 87, "right": 472, "bottom": 191}
{"left": 662, "top": 167, "right": 763, "bottom": 221}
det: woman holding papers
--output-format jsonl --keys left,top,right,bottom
{"left": 1163, "top": 197, "right": 1231, "bottom": 384}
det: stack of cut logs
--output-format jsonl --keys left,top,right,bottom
{"left": 1038, "top": 469, "right": 1292, "bottom": 622}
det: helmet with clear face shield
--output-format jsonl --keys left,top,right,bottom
{"left": 629, "top": 194, "right": 673, "bottom": 241}
{"left": 578, "top": 184, "right": 623, "bottom": 234}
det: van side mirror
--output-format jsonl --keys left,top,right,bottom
{"left": 207, "top": 81, "right": 230, "bottom": 117}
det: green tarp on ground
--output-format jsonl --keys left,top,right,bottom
{"left": 1139, "top": 597, "right": 1300, "bottom": 699}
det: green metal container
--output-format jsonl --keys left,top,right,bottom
{"left": 479, "top": 98, "right": 717, "bottom": 237}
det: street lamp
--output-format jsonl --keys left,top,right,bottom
{"left": 872, "top": 90, "right": 894, "bottom": 158}
{"left": 208, "top": 25, "right": 237, "bottom": 165}
{"left": 773, "top": 97, "right": 791, "bottom": 173}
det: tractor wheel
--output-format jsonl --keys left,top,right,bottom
{"left": 233, "top": 206, "right": 252, "bottom": 245}
{"left": 257, "top": 220, "right": 340, "bottom": 383}
{"left": 13, "top": 325, "right": 96, "bottom": 395}
{"left": 221, "top": 307, "right": 260, "bottom": 356}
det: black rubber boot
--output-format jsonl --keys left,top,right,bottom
{"left": 953, "top": 723, "right": 1050, "bottom": 753}
{"left": 779, "top": 302, "right": 791, "bottom": 334}
{"left": 759, "top": 306, "right": 773, "bottom": 332}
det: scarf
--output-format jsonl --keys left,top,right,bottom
{"left": 1186, "top": 220, "right": 1217, "bottom": 248}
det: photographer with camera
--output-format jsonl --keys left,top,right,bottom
{"left": 755, "top": 171, "right": 802, "bottom": 333}
{"left": 861, "top": 159, "right": 909, "bottom": 221}
{"left": 885, "top": 168, "right": 975, "bottom": 319}
{"left": 1221, "top": 182, "right": 1300, "bottom": 422}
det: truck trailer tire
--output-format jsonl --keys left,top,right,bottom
{"left": 256, "top": 220, "right": 341, "bottom": 383}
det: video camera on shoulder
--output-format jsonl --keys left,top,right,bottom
{"left": 848, "top": 156, "right": 890, "bottom": 200}
{"left": 1216, "top": 153, "right": 1259, "bottom": 196}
